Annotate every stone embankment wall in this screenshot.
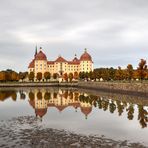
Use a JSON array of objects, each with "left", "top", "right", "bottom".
[
  {"left": 0, "top": 81, "right": 148, "bottom": 97},
  {"left": 78, "top": 81, "right": 148, "bottom": 97},
  {"left": 0, "top": 82, "right": 77, "bottom": 88}
]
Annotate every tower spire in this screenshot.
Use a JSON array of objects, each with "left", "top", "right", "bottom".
[{"left": 34, "top": 45, "right": 37, "bottom": 57}]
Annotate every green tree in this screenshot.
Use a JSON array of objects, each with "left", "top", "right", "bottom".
[
  {"left": 109, "top": 67, "right": 116, "bottom": 80},
  {"left": 126, "top": 104, "right": 134, "bottom": 120},
  {"left": 102, "top": 100, "right": 109, "bottom": 111},
  {"left": 97, "top": 98, "right": 103, "bottom": 109},
  {"left": 44, "top": 92, "right": 51, "bottom": 100},
  {"left": 21, "top": 93, "right": 26, "bottom": 100},
  {"left": 29, "top": 72, "right": 34, "bottom": 81},
  {"left": 37, "top": 72, "right": 42, "bottom": 81},
  {"left": 109, "top": 101, "right": 116, "bottom": 113},
  {"left": 53, "top": 73, "right": 58, "bottom": 79},
  {"left": 85, "top": 72, "right": 89, "bottom": 80},
  {"left": 37, "top": 92, "right": 42, "bottom": 100},
  {"left": 19, "top": 72, "right": 28, "bottom": 82},
  {"left": 138, "top": 105, "right": 147, "bottom": 128},
  {"left": 88, "top": 71, "right": 95, "bottom": 80},
  {"left": 79, "top": 72, "right": 85, "bottom": 79},
  {"left": 44, "top": 72, "right": 51, "bottom": 81},
  {"left": 116, "top": 100, "right": 124, "bottom": 116},
  {"left": 94, "top": 68, "right": 110, "bottom": 80},
  {"left": 126, "top": 64, "right": 134, "bottom": 80}
]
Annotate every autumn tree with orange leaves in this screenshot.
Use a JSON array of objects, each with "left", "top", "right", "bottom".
[
  {"left": 63, "top": 73, "right": 68, "bottom": 82},
  {"left": 74, "top": 72, "right": 79, "bottom": 80},
  {"left": 136, "top": 59, "right": 147, "bottom": 80},
  {"left": 126, "top": 64, "right": 134, "bottom": 80}
]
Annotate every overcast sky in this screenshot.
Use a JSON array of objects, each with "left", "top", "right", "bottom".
[{"left": 0, "top": 0, "right": 148, "bottom": 72}]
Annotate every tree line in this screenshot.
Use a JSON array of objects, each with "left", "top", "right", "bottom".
[
  {"left": 0, "top": 59, "right": 147, "bottom": 82},
  {"left": 0, "top": 69, "right": 19, "bottom": 82},
  {"left": 79, "top": 59, "right": 148, "bottom": 81}
]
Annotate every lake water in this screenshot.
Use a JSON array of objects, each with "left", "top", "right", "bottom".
[{"left": 0, "top": 87, "right": 147, "bottom": 146}]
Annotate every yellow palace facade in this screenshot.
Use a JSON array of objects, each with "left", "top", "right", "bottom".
[{"left": 28, "top": 47, "right": 94, "bottom": 80}]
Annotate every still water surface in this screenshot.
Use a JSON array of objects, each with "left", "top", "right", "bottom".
[{"left": 0, "top": 87, "right": 147, "bottom": 145}]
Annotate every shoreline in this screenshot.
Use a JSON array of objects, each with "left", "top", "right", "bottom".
[
  {"left": 0, "top": 81, "right": 148, "bottom": 98},
  {"left": 0, "top": 116, "right": 147, "bottom": 148}
]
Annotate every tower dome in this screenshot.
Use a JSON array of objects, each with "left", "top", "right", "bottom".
[
  {"left": 81, "top": 106, "right": 92, "bottom": 119},
  {"left": 80, "top": 49, "right": 92, "bottom": 61},
  {"left": 35, "top": 108, "right": 47, "bottom": 118},
  {"left": 35, "top": 47, "right": 47, "bottom": 60}
]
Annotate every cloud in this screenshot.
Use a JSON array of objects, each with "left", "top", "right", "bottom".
[{"left": 0, "top": 0, "right": 148, "bottom": 71}]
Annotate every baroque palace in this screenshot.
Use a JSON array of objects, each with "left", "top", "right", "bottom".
[{"left": 28, "top": 47, "right": 93, "bottom": 80}]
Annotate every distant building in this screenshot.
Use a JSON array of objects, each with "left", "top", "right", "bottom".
[{"left": 28, "top": 47, "right": 93, "bottom": 80}]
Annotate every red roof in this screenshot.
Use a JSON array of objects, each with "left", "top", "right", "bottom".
[
  {"left": 55, "top": 105, "right": 68, "bottom": 112},
  {"left": 28, "top": 49, "right": 92, "bottom": 67},
  {"left": 80, "top": 50, "right": 92, "bottom": 61},
  {"left": 35, "top": 50, "right": 47, "bottom": 60},
  {"left": 55, "top": 56, "right": 67, "bottom": 62},
  {"left": 35, "top": 108, "right": 47, "bottom": 118},
  {"left": 81, "top": 106, "right": 92, "bottom": 116},
  {"left": 28, "top": 59, "right": 35, "bottom": 68},
  {"left": 47, "top": 61, "right": 55, "bottom": 65},
  {"left": 73, "top": 57, "right": 79, "bottom": 62},
  {"left": 68, "top": 61, "right": 80, "bottom": 65}
]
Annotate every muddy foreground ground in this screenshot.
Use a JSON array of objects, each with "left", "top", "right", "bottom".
[{"left": 0, "top": 116, "right": 147, "bottom": 148}]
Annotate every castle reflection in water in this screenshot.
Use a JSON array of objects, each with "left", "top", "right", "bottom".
[{"left": 0, "top": 88, "right": 147, "bottom": 128}]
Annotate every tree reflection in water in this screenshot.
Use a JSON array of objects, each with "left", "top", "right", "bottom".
[
  {"left": 138, "top": 105, "right": 148, "bottom": 128},
  {"left": 0, "top": 90, "right": 17, "bottom": 101},
  {"left": 0, "top": 89, "right": 147, "bottom": 128},
  {"left": 116, "top": 100, "right": 124, "bottom": 116},
  {"left": 126, "top": 104, "right": 134, "bottom": 120}
]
